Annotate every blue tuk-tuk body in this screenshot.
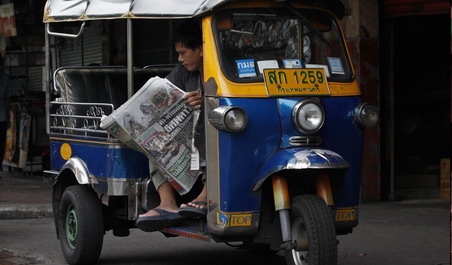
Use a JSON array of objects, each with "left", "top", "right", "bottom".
[
  {"left": 44, "top": 1, "right": 378, "bottom": 264},
  {"left": 214, "top": 96, "right": 363, "bottom": 213}
]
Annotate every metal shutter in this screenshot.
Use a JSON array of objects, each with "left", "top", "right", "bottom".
[
  {"left": 134, "top": 20, "right": 178, "bottom": 67},
  {"left": 59, "top": 21, "right": 103, "bottom": 67}
]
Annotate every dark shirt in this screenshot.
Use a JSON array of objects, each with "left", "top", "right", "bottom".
[{"left": 166, "top": 64, "right": 205, "bottom": 160}]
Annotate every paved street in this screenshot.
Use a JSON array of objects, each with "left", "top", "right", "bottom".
[{"left": 0, "top": 199, "right": 449, "bottom": 265}]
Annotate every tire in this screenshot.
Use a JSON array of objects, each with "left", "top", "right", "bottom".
[
  {"left": 286, "top": 195, "right": 337, "bottom": 265},
  {"left": 58, "top": 185, "right": 104, "bottom": 265}
]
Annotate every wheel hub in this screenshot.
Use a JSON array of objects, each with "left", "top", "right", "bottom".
[
  {"left": 290, "top": 218, "right": 309, "bottom": 265},
  {"left": 65, "top": 205, "right": 78, "bottom": 249}
]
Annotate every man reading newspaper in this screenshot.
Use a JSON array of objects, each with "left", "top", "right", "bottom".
[{"left": 136, "top": 21, "right": 207, "bottom": 232}]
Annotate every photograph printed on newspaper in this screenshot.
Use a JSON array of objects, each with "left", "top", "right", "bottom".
[{"left": 100, "top": 77, "right": 200, "bottom": 195}]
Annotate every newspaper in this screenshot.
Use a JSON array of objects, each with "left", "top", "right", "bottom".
[{"left": 100, "top": 77, "right": 200, "bottom": 195}]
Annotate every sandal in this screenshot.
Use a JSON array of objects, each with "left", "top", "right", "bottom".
[
  {"left": 136, "top": 208, "right": 185, "bottom": 232},
  {"left": 178, "top": 201, "right": 207, "bottom": 218}
]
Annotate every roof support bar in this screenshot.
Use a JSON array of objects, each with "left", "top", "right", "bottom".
[{"left": 127, "top": 19, "right": 134, "bottom": 99}]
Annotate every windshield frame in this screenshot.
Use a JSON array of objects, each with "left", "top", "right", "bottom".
[{"left": 212, "top": 8, "right": 354, "bottom": 84}]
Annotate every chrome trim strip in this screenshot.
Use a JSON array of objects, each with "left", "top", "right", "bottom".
[
  {"left": 288, "top": 136, "right": 322, "bottom": 146},
  {"left": 55, "top": 158, "right": 141, "bottom": 195},
  {"left": 128, "top": 182, "right": 140, "bottom": 220},
  {"left": 205, "top": 97, "right": 222, "bottom": 234},
  {"left": 45, "top": 28, "right": 50, "bottom": 135},
  {"left": 140, "top": 178, "right": 153, "bottom": 212}
]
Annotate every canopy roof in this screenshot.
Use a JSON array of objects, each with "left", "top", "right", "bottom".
[
  {"left": 43, "top": 0, "right": 229, "bottom": 23},
  {"left": 43, "top": 0, "right": 346, "bottom": 23}
]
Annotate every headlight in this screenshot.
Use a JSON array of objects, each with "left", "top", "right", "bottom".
[
  {"left": 292, "top": 99, "right": 325, "bottom": 135},
  {"left": 354, "top": 103, "right": 379, "bottom": 127},
  {"left": 208, "top": 106, "right": 247, "bottom": 133}
]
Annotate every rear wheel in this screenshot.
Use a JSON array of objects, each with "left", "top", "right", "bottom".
[
  {"left": 286, "top": 195, "right": 337, "bottom": 265},
  {"left": 58, "top": 185, "right": 104, "bottom": 265}
]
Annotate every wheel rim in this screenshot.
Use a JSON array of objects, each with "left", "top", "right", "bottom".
[
  {"left": 65, "top": 204, "right": 78, "bottom": 249},
  {"left": 290, "top": 218, "right": 309, "bottom": 265}
]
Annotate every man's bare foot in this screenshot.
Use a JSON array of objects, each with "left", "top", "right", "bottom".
[
  {"left": 180, "top": 201, "right": 206, "bottom": 210},
  {"left": 139, "top": 182, "right": 180, "bottom": 218},
  {"left": 179, "top": 184, "right": 207, "bottom": 211}
]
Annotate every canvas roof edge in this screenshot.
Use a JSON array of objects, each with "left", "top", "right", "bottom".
[
  {"left": 42, "top": 0, "right": 347, "bottom": 24},
  {"left": 42, "top": 0, "right": 231, "bottom": 23},
  {"left": 43, "top": 14, "right": 200, "bottom": 23}
]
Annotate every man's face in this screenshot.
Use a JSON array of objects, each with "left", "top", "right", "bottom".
[{"left": 175, "top": 42, "right": 203, "bottom": 72}]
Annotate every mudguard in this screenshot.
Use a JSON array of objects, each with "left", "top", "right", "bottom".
[
  {"left": 253, "top": 148, "right": 349, "bottom": 191},
  {"left": 58, "top": 157, "right": 93, "bottom": 185}
]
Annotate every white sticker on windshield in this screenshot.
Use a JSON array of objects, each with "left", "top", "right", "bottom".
[
  {"left": 327, "top": 57, "right": 345, "bottom": 75},
  {"left": 305, "top": 64, "right": 330, "bottom": 78},
  {"left": 257, "top": 60, "right": 279, "bottom": 74},
  {"left": 283, "top": 59, "right": 303, "bottom": 69},
  {"left": 236, "top": 59, "right": 257, "bottom": 78}
]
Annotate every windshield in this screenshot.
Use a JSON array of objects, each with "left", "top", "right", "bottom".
[{"left": 213, "top": 9, "right": 352, "bottom": 83}]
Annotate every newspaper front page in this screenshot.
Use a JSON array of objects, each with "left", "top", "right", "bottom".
[{"left": 101, "top": 77, "right": 200, "bottom": 195}]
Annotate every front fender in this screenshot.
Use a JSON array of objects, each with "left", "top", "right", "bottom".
[
  {"left": 58, "top": 157, "right": 95, "bottom": 185},
  {"left": 51, "top": 157, "right": 95, "bottom": 239},
  {"left": 253, "top": 148, "right": 349, "bottom": 191}
]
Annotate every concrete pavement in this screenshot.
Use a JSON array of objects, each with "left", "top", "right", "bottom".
[
  {"left": 0, "top": 170, "right": 450, "bottom": 265},
  {"left": 0, "top": 170, "right": 52, "bottom": 219}
]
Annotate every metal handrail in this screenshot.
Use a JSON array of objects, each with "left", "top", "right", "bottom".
[
  {"left": 49, "top": 101, "right": 114, "bottom": 137},
  {"left": 46, "top": 22, "right": 86, "bottom": 38}
]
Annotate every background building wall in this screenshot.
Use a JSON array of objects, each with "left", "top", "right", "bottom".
[{"left": 342, "top": 0, "right": 381, "bottom": 201}]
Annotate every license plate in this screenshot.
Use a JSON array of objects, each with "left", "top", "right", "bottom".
[
  {"left": 335, "top": 207, "right": 358, "bottom": 222},
  {"left": 264, "top": 68, "right": 330, "bottom": 96}
]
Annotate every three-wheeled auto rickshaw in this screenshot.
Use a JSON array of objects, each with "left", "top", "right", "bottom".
[{"left": 43, "top": 0, "right": 379, "bottom": 264}]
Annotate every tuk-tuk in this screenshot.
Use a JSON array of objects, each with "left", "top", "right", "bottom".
[{"left": 43, "top": 0, "right": 379, "bottom": 264}]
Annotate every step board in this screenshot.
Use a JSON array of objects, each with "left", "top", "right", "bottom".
[{"left": 161, "top": 219, "right": 210, "bottom": 242}]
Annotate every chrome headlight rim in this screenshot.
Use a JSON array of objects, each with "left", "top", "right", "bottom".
[
  {"left": 292, "top": 99, "right": 325, "bottom": 135},
  {"left": 208, "top": 105, "right": 248, "bottom": 133},
  {"left": 354, "top": 102, "right": 379, "bottom": 128}
]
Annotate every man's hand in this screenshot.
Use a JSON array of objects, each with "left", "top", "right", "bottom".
[{"left": 183, "top": 90, "right": 202, "bottom": 110}]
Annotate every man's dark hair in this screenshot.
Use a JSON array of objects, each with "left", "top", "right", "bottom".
[{"left": 172, "top": 20, "right": 202, "bottom": 50}]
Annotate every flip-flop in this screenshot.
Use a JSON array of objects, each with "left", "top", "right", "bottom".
[
  {"left": 136, "top": 208, "right": 185, "bottom": 232},
  {"left": 178, "top": 201, "right": 207, "bottom": 218}
]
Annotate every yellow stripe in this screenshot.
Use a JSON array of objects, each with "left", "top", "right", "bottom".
[
  {"left": 328, "top": 80, "right": 361, "bottom": 96},
  {"left": 50, "top": 137, "right": 126, "bottom": 146}
]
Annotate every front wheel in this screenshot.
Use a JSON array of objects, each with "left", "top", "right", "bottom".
[
  {"left": 286, "top": 195, "right": 337, "bottom": 265},
  {"left": 58, "top": 185, "right": 104, "bottom": 265}
]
